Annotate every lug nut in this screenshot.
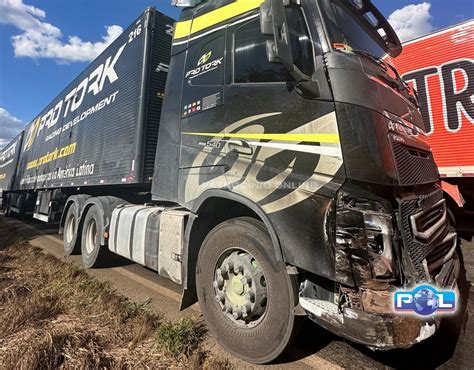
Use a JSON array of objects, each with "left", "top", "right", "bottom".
[
  {"left": 245, "top": 291, "right": 255, "bottom": 302},
  {"left": 244, "top": 275, "right": 252, "bottom": 286},
  {"left": 234, "top": 264, "right": 243, "bottom": 274},
  {"left": 215, "top": 292, "right": 225, "bottom": 302},
  {"left": 216, "top": 268, "right": 224, "bottom": 276},
  {"left": 213, "top": 276, "right": 224, "bottom": 289},
  {"left": 233, "top": 308, "right": 242, "bottom": 319},
  {"left": 224, "top": 262, "right": 234, "bottom": 272}
]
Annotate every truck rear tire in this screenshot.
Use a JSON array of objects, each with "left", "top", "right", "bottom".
[
  {"left": 81, "top": 205, "right": 108, "bottom": 268},
  {"left": 196, "top": 217, "right": 299, "bottom": 364},
  {"left": 63, "top": 204, "right": 80, "bottom": 255}
]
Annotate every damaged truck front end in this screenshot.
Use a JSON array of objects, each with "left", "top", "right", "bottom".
[
  {"left": 298, "top": 0, "right": 460, "bottom": 349},
  {"left": 300, "top": 178, "right": 460, "bottom": 349},
  {"left": 298, "top": 89, "right": 460, "bottom": 351},
  {"left": 302, "top": 186, "right": 460, "bottom": 349},
  {"left": 297, "top": 96, "right": 461, "bottom": 350}
]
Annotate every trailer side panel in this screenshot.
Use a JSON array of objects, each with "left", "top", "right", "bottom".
[
  {"left": 14, "top": 10, "right": 173, "bottom": 191},
  {"left": 0, "top": 132, "right": 24, "bottom": 194}
]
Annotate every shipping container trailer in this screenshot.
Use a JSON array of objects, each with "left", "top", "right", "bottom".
[
  {"left": 393, "top": 20, "right": 474, "bottom": 236},
  {"left": 14, "top": 11, "right": 171, "bottom": 195},
  {"left": 5, "top": 9, "right": 173, "bottom": 222},
  {"left": 0, "top": 132, "right": 24, "bottom": 210}
]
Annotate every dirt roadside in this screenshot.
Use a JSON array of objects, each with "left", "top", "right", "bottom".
[
  {"left": 0, "top": 216, "right": 340, "bottom": 370},
  {"left": 0, "top": 219, "right": 232, "bottom": 369},
  {"left": 2, "top": 215, "right": 472, "bottom": 369}
]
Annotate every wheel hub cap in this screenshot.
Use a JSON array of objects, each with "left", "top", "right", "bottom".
[
  {"left": 231, "top": 277, "right": 244, "bottom": 295},
  {"left": 213, "top": 250, "right": 268, "bottom": 326}
]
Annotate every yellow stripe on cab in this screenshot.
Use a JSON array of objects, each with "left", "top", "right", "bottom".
[
  {"left": 174, "top": 0, "right": 265, "bottom": 40},
  {"left": 182, "top": 132, "right": 341, "bottom": 144}
]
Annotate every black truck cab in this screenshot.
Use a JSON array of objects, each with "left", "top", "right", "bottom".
[{"left": 153, "top": 0, "right": 459, "bottom": 357}]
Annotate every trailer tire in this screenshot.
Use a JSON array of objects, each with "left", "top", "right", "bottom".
[
  {"left": 4, "top": 199, "right": 11, "bottom": 217},
  {"left": 63, "top": 204, "right": 80, "bottom": 255},
  {"left": 81, "top": 205, "right": 108, "bottom": 268},
  {"left": 196, "top": 217, "right": 299, "bottom": 364}
]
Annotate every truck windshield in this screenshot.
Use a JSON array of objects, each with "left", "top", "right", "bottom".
[{"left": 319, "top": 0, "right": 387, "bottom": 59}]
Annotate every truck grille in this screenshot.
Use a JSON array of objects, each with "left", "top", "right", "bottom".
[
  {"left": 392, "top": 142, "right": 439, "bottom": 186},
  {"left": 410, "top": 198, "right": 446, "bottom": 242},
  {"left": 398, "top": 188, "right": 456, "bottom": 278}
]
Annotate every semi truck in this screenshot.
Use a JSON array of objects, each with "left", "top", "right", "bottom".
[
  {"left": 392, "top": 20, "right": 474, "bottom": 238},
  {"left": 1, "top": 0, "right": 462, "bottom": 363}
]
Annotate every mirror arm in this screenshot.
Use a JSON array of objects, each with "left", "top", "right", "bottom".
[{"left": 289, "top": 65, "right": 311, "bottom": 83}]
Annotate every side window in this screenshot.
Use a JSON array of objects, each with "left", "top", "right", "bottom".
[
  {"left": 234, "top": 19, "right": 288, "bottom": 83},
  {"left": 287, "top": 7, "right": 314, "bottom": 77},
  {"left": 234, "top": 9, "right": 315, "bottom": 83}
]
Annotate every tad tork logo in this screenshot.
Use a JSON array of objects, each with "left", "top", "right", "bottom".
[{"left": 198, "top": 51, "right": 212, "bottom": 66}]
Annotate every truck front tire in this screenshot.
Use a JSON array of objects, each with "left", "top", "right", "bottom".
[
  {"left": 63, "top": 204, "right": 80, "bottom": 255},
  {"left": 81, "top": 205, "right": 108, "bottom": 268},
  {"left": 196, "top": 217, "right": 299, "bottom": 364}
]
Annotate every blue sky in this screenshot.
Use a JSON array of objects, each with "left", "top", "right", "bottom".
[{"left": 0, "top": 0, "right": 472, "bottom": 147}]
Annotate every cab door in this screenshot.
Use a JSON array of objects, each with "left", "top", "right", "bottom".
[
  {"left": 220, "top": 6, "right": 344, "bottom": 214},
  {"left": 178, "top": 28, "right": 230, "bottom": 204}
]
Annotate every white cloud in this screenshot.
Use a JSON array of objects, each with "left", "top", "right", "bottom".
[
  {"left": 0, "top": 0, "right": 123, "bottom": 63},
  {"left": 0, "top": 107, "right": 23, "bottom": 149},
  {"left": 388, "top": 2, "right": 434, "bottom": 42}
]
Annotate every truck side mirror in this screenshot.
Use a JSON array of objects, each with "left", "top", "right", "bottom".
[
  {"left": 260, "top": 1, "right": 274, "bottom": 35},
  {"left": 259, "top": 0, "right": 295, "bottom": 71},
  {"left": 259, "top": 0, "right": 312, "bottom": 85}
]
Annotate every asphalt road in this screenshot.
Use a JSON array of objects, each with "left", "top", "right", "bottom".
[{"left": 2, "top": 215, "right": 473, "bottom": 369}]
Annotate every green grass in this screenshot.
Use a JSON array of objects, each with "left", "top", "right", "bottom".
[
  {"left": 156, "top": 317, "right": 206, "bottom": 359},
  {"left": 0, "top": 219, "right": 233, "bottom": 369}
]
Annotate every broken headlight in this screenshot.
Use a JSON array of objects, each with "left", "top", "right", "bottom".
[
  {"left": 336, "top": 191, "right": 395, "bottom": 285},
  {"left": 364, "top": 212, "right": 394, "bottom": 278}
]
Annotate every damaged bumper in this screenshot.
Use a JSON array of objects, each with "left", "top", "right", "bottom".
[
  {"left": 302, "top": 297, "right": 439, "bottom": 349},
  {"left": 331, "top": 307, "right": 437, "bottom": 349},
  {"left": 301, "top": 252, "right": 460, "bottom": 349}
]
